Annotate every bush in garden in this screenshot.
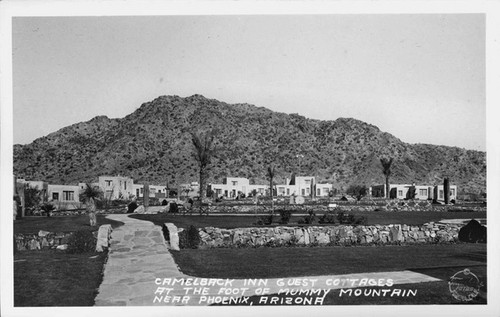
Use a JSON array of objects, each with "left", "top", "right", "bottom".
[
  {"left": 354, "top": 216, "right": 368, "bottom": 225},
  {"left": 40, "top": 202, "right": 56, "bottom": 217},
  {"left": 279, "top": 209, "right": 291, "bottom": 224},
  {"left": 303, "top": 210, "right": 316, "bottom": 224},
  {"left": 255, "top": 215, "right": 273, "bottom": 225},
  {"left": 336, "top": 211, "right": 368, "bottom": 225},
  {"left": 318, "top": 212, "right": 336, "bottom": 224},
  {"left": 169, "top": 202, "right": 179, "bottom": 213},
  {"left": 179, "top": 225, "right": 200, "bottom": 249},
  {"left": 67, "top": 230, "right": 96, "bottom": 253},
  {"left": 127, "top": 201, "right": 138, "bottom": 213}
]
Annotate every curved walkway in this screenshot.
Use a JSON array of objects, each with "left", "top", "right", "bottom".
[
  {"left": 95, "top": 214, "right": 440, "bottom": 306},
  {"left": 94, "top": 214, "right": 186, "bottom": 306}
]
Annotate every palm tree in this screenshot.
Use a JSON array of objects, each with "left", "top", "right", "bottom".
[
  {"left": 379, "top": 157, "right": 394, "bottom": 199},
  {"left": 267, "top": 165, "right": 276, "bottom": 219},
  {"left": 191, "top": 130, "right": 216, "bottom": 213},
  {"left": 80, "top": 183, "right": 103, "bottom": 226}
]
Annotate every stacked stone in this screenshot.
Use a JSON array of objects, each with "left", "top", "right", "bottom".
[
  {"left": 15, "top": 231, "right": 74, "bottom": 251},
  {"left": 14, "top": 230, "right": 102, "bottom": 251},
  {"left": 197, "top": 222, "right": 462, "bottom": 249}
]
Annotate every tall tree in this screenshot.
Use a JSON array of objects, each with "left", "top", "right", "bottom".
[
  {"left": 346, "top": 184, "right": 368, "bottom": 201},
  {"left": 267, "top": 165, "right": 276, "bottom": 218},
  {"left": 379, "top": 157, "right": 394, "bottom": 199},
  {"left": 191, "top": 130, "right": 216, "bottom": 205}
]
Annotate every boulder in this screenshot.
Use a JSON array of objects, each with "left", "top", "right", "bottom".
[
  {"left": 165, "top": 223, "right": 180, "bottom": 251},
  {"left": 389, "top": 226, "right": 404, "bottom": 242},
  {"left": 96, "top": 224, "right": 112, "bottom": 252},
  {"left": 134, "top": 205, "right": 145, "bottom": 214},
  {"left": 38, "top": 230, "right": 51, "bottom": 237},
  {"left": 458, "top": 219, "right": 486, "bottom": 243}
]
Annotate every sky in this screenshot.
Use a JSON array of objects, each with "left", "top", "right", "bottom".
[{"left": 12, "top": 14, "right": 485, "bottom": 150}]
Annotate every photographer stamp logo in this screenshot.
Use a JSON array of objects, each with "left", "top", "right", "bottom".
[{"left": 448, "top": 269, "right": 482, "bottom": 302}]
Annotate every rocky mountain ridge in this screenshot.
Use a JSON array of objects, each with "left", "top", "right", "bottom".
[{"left": 14, "top": 94, "right": 486, "bottom": 194}]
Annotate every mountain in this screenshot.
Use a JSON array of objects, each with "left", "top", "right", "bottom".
[{"left": 13, "top": 94, "right": 486, "bottom": 194}]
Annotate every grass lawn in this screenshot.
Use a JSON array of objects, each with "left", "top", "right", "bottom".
[
  {"left": 171, "top": 243, "right": 486, "bottom": 279},
  {"left": 233, "top": 266, "right": 486, "bottom": 305},
  {"left": 174, "top": 243, "right": 486, "bottom": 305},
  {"left": 231, "top": 265, "right": 487, "bottom": 305},
  {"left": 14, "top": 215, "right": 124, "bottom": 234},
  {"left": 14, "top": 250, "right": 108, "bottom": 306},
  {"left": 131, "top": 209, "right": 486, "bottom": 229}
]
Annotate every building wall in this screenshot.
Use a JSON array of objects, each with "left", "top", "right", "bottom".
[
  {"left": 47, "top": 184, "right": 80, "bottom": 202},
  {"left": 133, "top": 184, "right": 168, "bottom": 199},
  {"left": 370, "top": 184, "right": 457, "bottom": 201},
  {"left": 210, "top": 176, "right": 332, "bottom": 198},
  {"left": 98, "top": 176, "right": 134, "bottom": 200}
]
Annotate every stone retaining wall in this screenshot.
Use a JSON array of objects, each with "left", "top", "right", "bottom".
[
  {"left": 14, "top": 231, "right": 84, "bottom": 251},
  {"left": 197, "top": 222, "right": 463, "bottom": 248},
  {"left": 14, "top": 227, "right": 112, "bottom": 251}
]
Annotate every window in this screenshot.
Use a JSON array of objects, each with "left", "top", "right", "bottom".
[
  {"left": 398, "top": 190, "right": 403, "bottom": 197},
  {"left": 317, "top": 188, "right": 321, "bottom": 196},
  {"left": 419, "top": 189, "right": 428, "bottom": 196},
  {"left": 305, "top": 180, "right": 311, "bottom": 185},
  {"left": 302, "top": 189, "right": 305, "bottom": 195},
  {"left": 63, "top": 191, "right": 74, "bottom": 201},
  {"left": 105, "top": 180, "right": 113, "bottom": 187},
  {"left": 136, "top": 189, "right": 140, "bottom": 197},
  {"left": 232, "top": 181, "right": 238, "bottom": 186},
  {"left": 450, "top": 189, "right": 455, "bottom": 196},
  {"left": 52, "top": 192, "right": 59, "bottom": 201},
  {"left": 286, "top": 188, "right": 290, "bottom": 195},
  {"left": 140, "top": 188, "right": 144, "bottom": 194},
  {"left": 439, "top": 190, "right": 444, "bottom": 199},
  {"left": 306, "top": 188, "right": 310, "bottom": 195}
]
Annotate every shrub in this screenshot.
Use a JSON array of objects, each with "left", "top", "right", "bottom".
[
  {"left": 179, "top": 225, "right": 200, "bottom": 249},
  {"left": 302, "top": 210, "right": 316, "bottom": 224},
  {"left": 162, "top": 199, "right": 168, "bottom": 206},
  {"left": 40, "top": 203, "right": 56, "bottom": 217},
  {"left": 319, "top": 212, "right": 336, "bottom": 224},
  {"left": 255, "top": 215, "right": 273, "bottom": 225},
  {"left": 169, "top": 202, "right": 179, "bottom": 213},
  {"left": 127, "top": 201, "right": 138, "bottom": 213},
  {"left": 279, "top": 209, "right": 291, "bottom": 224},
  {"left": 354, "top": 216, "right": 368, "bottom": 225},
  {"left": 67, "top": 230, "right": 96, "bottom": 253},
  {"left": 336, "top": 211, "right": 367, "bottom": 225}
]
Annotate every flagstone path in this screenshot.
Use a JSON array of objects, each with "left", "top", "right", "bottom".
[{"left": 94, "top": 214, "right": 441, "bottom": 306}]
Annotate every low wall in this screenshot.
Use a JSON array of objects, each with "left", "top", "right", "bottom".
[
  {"left": 197, "top": 222, "right": 463, "bottom": 248},
  {"left": 14, "top": 225, "right": 112, "bottom": 251},
  {"left": 14, "top": 231, "right": 86, "bottom": 251}
]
